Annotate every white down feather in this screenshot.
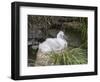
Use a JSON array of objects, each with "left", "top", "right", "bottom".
[{"left": 38, "top": 31, "right": 67, "bottom": 53}]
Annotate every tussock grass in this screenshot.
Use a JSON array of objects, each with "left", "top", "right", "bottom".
[{"left": 49, "top": 48, "right": 87, "bottom": 65}]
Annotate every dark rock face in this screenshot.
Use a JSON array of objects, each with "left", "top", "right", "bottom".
[
  {"left": 28, "top": 15, "right": 83, "bottom": 46},
  {"left": 28, "top": 15, "right": 87, "bottom": 66}
]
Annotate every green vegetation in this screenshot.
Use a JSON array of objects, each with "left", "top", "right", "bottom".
[
  {"left": 80, "top": 18, "right": 88, "bottom": 49},
  {"left": 48, "top": 48, "right": 87, "bottom": 65}
]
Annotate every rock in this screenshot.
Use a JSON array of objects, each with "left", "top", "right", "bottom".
[{"left": 35, "top": 50, "right": 54, "bottom": 66}]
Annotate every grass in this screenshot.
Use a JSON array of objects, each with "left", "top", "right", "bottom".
[
  {"left": 48, "top": 48, "right": 87, "bottom": 65},
  {"left": 80, "top": 18, "right": 88, "bottom": 49}
]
